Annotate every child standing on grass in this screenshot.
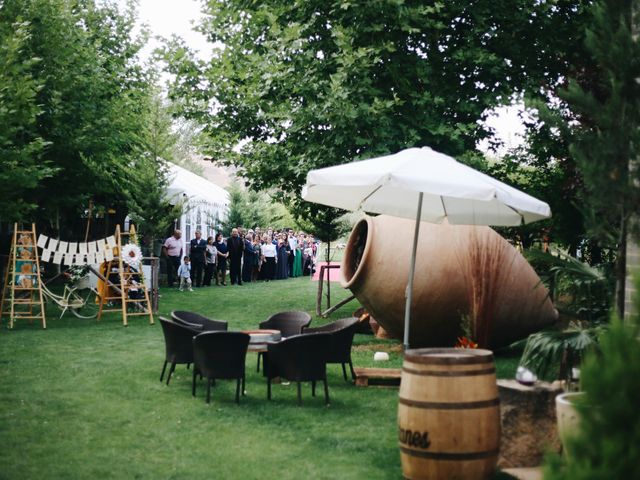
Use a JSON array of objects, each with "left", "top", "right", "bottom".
[{"left": 177, "top": 256, "right": 193, "bottom": 291}]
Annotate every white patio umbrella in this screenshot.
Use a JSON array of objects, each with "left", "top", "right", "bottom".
[{"left": 301, "top": 146, "right": 551, "bottom": 349}]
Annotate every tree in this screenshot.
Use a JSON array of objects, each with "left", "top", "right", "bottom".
[
  {"left": 0, "top": 0, "right": 162, "bottom": 238},
  {"left": 164, "top": 1, "right": 584, "bottom": 225},
  {"left": 535, "top": 0, "right": 640, "bottom": 317},
  {"left": 543, "top": 281, "right": 640, "bottom": 479},
  {"left": 125, "top": 92, "right": 182, "bottom": 250},
  {"left": 0, "top": 19, "right": 53, "bottom": 221},
  {"left": 222, "top": 182, "right": 296, "bottom": 235}
]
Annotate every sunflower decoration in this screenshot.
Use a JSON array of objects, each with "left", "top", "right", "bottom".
[{"left": 121, "top": 243, "right": 143, "bottom": 269}]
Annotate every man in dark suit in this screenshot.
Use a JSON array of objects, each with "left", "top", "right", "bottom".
[
  {"left": 189, "top": 230, "right": 207, "bottom": 287},
  {"left": 227, "top": 227, "right": 245, "bottom": 285}
]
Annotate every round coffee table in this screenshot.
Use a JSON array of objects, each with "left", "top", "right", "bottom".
[{"left": 242, "top": 329, "right": 282, "bottom": 352}]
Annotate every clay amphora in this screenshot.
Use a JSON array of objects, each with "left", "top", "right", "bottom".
[{"left": 341, "top": 215, "right": 557, "bottom": 348}]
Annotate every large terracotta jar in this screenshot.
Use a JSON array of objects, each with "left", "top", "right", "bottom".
[{"left": 341, "top": 215, "right": 557, "bottom": 348}]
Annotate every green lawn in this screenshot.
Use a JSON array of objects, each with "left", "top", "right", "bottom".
[{"left": 0, "top": 277, "right": 519, "bottom": 479}]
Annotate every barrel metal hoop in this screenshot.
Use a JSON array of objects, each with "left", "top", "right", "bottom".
[
  {"left": 402, "top": 366, "right": 496, "bottom": 377},
  {"left": 404, "top": 348, "right": 494, "bottom": 365},
  {"left": 399, "top": 446, "right": 499, "bottom": 461},
  {"left": 398, "top": 397, "right": 500, "bottom": 410}
]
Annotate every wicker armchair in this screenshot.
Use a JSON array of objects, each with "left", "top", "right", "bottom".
[
  {"left": 256, "top": 311, "right": 312, "bottom": 372},
  {"left": 263, "top": 333, "right": 331, "bottom": 405},
  {"left": 304, "top": 317, "right": 359, "bottom": 381},
  {"left": 159, "top": 316, "right": 199, "bottom": 385},
  {"left": 171, "top": 311, "right": 228, "bottom": 332},
  {"left": 192, "top": 331, "right": 250, "bottom": 404}
]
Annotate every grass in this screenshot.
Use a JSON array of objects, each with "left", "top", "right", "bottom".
[{"left": 0, "top": 277, "right": 521, "bottom": 479}]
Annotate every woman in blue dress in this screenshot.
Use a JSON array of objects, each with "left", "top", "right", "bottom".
[
  {"left": 275, "top": 233, "right": 290, "bottom": 280},
  {"left": 213, "top": 233, "right": 228, "bottom": 285},
  {"left": 242, "top": 233, "right": 257, "bottom": 283}
]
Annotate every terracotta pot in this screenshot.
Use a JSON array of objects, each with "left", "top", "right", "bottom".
[
  {"left": 556, "top": 392, "right": 585, "bottom": 457},
  {"left": 340, "top": 215, "right": 557, "bottom": 348}
]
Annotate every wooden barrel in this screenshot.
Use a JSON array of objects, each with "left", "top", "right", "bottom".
[{"left": 398, "top": 348, "right": 500, "bottom": 480}]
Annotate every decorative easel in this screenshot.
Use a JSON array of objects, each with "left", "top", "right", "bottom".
[
  {"left": 1, "top": 223, "right": 46, "bottom": 329},
  {"left": 97, "top": 224, "right": 154, "bottom": 326}
]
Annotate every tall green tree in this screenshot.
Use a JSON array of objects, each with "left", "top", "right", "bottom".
[
  {"left": 222, "top": 182, "right": 295, "bottom": 235},
  {"left": 125, "top": 92, "right": 183, "bottom": 248},
  {"left": 164, "top": 1, "right": 585, "bottom": 225},
  {"left": 534, "top": 0, "right": 640, "bottom": 317},
  {"left": 0, "top": 19, "right": 53, "bottom": 221},
  {"left": 0, "top": 0, "right": 161, "bottom": 237}
]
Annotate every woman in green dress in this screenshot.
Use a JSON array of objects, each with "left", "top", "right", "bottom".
[{"left": 292, "top": 233, "right": 303, "bottom": 277}]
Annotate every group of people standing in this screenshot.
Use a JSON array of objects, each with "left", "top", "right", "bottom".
[{"left": 162, "top": 227, "right": 318, "bottom": 290}]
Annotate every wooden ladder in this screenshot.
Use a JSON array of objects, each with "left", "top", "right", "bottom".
[
  {"left": 1, "top": 223, "right": 47, "bottom": 329},
  {"left": 97, "top": 224, "right": 154, "bottom": 326}
]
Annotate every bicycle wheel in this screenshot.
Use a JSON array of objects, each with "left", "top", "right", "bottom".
[{"left": 70, "top": 288, "right": 99, "bottom": 318}]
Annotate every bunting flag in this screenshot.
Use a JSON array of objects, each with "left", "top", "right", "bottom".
[
  {"left": 37, "top": 234, "right": 48, "bottom": 249},
  {"left": 58, "top": 241, "right": 68, "bottom": 254},
  {"left": 35, "top": 233, "right": 134, "bottom": 266}
]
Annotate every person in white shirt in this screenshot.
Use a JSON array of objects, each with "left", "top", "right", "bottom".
[
  {"left": 162, "top": 230, "right": 183, "bottom": 288},
  {"left": 260, "top": 234, "right": 277, "bottom": 281}
]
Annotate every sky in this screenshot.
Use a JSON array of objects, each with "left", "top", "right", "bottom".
[
  {"left": 132, "top": 0, "right": 211, "bottom": 61},
  {"left": 128, "top": 0, "right": 525, "bottom": 155}
]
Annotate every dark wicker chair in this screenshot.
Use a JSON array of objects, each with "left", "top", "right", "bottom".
[
  {"left": 304, "top": 317, "right": 359, "bottom": 382},
  {"left": 159, "top": 316, "right": 199, "bottom": 385},
  {"left": 192, "top": 331, "right": 250, "bottom": 404},
  {"left": 257, "top": 311, "right": 312, "bottom": 372},
  {"left": 263, "top": 333, "right": 331, "bottom": 405},
  {"left": 171, "top": 311, "right": 228, "bottom": 332}
]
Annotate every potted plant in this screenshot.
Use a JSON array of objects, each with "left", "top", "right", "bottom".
[{"left": 519, "top": 322, "right": 604, "bottom": 389}]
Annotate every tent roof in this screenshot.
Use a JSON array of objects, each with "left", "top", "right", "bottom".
[{"left": 166, "top": 162, "right": 229, "bottom": 207}]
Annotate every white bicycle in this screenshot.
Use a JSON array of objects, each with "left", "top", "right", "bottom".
[{"left": 41, "top": 273, "right": 99, "bottom": 319}]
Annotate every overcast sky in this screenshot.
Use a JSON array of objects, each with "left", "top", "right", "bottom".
[{"left": 128, "top": 0, "right": 524, "bottom": 154}]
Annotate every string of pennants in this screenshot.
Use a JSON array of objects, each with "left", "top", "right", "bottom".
[{"left": 36, "top": 234, "right": 118, "bottom": 266}]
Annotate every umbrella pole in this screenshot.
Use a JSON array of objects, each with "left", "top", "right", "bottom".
[{"left": 403, "top": 192, "right": 423, "bottom": 351}]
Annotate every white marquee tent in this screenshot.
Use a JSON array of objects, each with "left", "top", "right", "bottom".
[{"left": 166, "top": 162, "right": 230, "bottom": 253}]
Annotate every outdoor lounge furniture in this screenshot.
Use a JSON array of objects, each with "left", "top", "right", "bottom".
[
  {"left": 171, "top": 310, "right": 228, "bottom": 331},
  {"left": 192, "top": 331, "right": 250, "bottom": 404},
  {"left": 263, "top": 333, "right": 331, "bottom": 405},
  {"left": 303, "top": 317, "right": 359, "bottom": 382},
  {"left": 159, "top": 316, "right": 199, "bottom": 385},
  {"left": 257, "top": 311, "right": 312, "bottom": 372}
]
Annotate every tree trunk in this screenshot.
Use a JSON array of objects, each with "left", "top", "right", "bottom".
[
  {"left": 325, "top": 239, "right": 331, "bottom": 310},
  {"left": 615, "top": 213, "right": 628, "bottom": 319}
]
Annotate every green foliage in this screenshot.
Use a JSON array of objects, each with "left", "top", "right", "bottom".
[
  {"left": 526, "top": 249, "right": 612, "bottom": 322},
  {"left": 0, "top": 19, "right": 54, "bottom": 220},
  {"left": 0, "top": 0, "right": 172, "bottom": 238},
  {"left": 528, "top": 0, "right": 640, "bottom": 316},
  {"left": 126, "top": 92, "right": 183, "bottom": 243},
  {"left": 222, "top": 182, "right": 296, "bottom": 235},
  {"left": 520, "top": 325, "right": 603, "bottom": 381},
  {"left": 163, "top": 1, "right": 578, "bottom": 226},
  {"left": 486, "top": 151, "right": 585, "bottom": 254},
  {"left": 543, "top": 292, "right": 640, "bottom": 478},
  {"left": 294, "top": 204, "right": 352, "bottom": 243}
]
